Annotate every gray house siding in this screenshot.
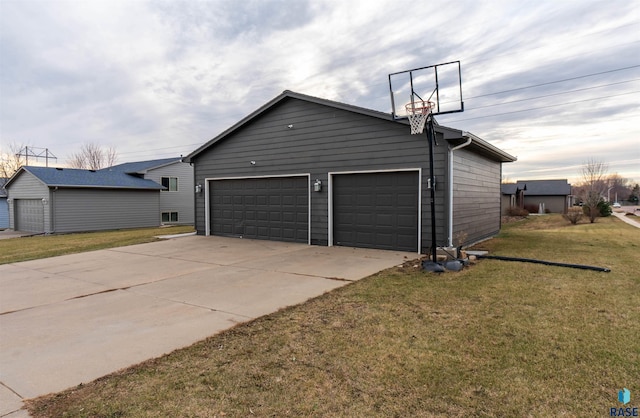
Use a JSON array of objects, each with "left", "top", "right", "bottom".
[
  {"left": 0, "top": 197, "right": 8, "bottom": 229},
  {"left": 6, "top": 172, "right": 50, "bottom": 232},
  {"left": 193, "top": 97, "right": 450, "bottom": 251},
  {"left": 523, "top": 195, "right": 567, "bottom": 213},
  {"left": 451, "top": 149, "right": 502, "bottom": 245},
  {"left": 145, "top": 162, "right": 194, "bottom": 225},
  {"left": 52, "top": 188, "right": 160, "bottom": 233}
]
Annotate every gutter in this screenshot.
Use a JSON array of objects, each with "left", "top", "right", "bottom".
[{"left": 448, "top": 133, "right": 473, "bottom": 247}]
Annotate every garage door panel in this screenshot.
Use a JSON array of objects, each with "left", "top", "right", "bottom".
[
  {"left": 210, "top": 177, "right": 308, "bottom": 243},
  {"left": 282, "top": 196, "right": 295, "bottom": 206},
  {"left": 397, "top": 214, "right": 416, "bottom": 227},
  {"left": 15, "top": 199, "right": 45, "bottom": 233},
  {"left": 376, "top": 214, "right": 394, "bottom": 226},
  {"left": 333, "top": 171, "right": 418, "bottom": 252}
]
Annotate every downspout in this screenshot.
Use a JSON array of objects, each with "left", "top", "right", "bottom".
[
  {"left": 448, "top": 133, "right": 473, "bottom": 247},
  {"left": 50, "top": 187, "right": 57, "bottom": 234}
]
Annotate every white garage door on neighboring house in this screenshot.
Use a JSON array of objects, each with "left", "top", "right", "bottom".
[
  {"left": 15, "top": 199, "right": 45, "bottom": 233},
  {"left": 208, "top": 176, "right": 309, "bottom": 243},
  {"left": 332, "top": 170, "right": 420, "bottom": 252}
]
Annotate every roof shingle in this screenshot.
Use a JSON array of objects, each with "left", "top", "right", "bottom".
[{"left": 15, "top": 166, "right": 164, "bottom": 190}]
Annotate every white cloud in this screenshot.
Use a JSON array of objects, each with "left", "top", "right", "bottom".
[{"left": 1, "top": 0, "right": 638, "bottom": 182}]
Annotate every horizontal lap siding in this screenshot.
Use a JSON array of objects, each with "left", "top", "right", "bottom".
[
  {"left": 53, "top": 189, "right": 160, "bottom": 233},
  {"left": 452, "top": 149, "right": 502, "bottom": 245},
  {"left": 194, "top": 98, "right": 450, "bottom": 249},
  {"left": 146, "top": 163, "right": 195, "bottom": 225}
]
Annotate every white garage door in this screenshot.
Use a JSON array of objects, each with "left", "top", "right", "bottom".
[{"left": 15, "top": 199, "right": 44, "bottom": 233}]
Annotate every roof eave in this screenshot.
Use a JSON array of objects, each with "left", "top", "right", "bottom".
[
  {"left": 124, "top": 159, "right": 182, "bottom": 174},
  {"left": 184, "top": 91, "right": 516, "bottom": 164},
  {"left": 462, "top": 131, "right": 517, "bottom": 162},
  {"left": 5, "top": 167, "right": 49, "bottom": 189},
  {"left": 184, "top": 90, "right": 401, "bottom": 163},
  {"left": 45, "top": 184, "right": 164, "bottom": 190}
]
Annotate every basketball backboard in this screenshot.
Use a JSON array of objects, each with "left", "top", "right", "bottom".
[{"left": 388, "top": 60, "right": 464, "bottom": 119}]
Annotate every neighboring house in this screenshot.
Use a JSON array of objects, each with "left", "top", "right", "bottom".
[
  {"left": 105, "top": 158, "right": 194, "bottom": 225},
  {"left": 5, "top": 166, "right": 164, "bottom": 234},
  {"left": 184, "top": 90, "right": 516, "bottom": 253},
  {"left": 0, "top": 178, "right": 8, "bottom": 229},
  {"left": 502, "top": 179, "right": 572, "bottom": 214}
]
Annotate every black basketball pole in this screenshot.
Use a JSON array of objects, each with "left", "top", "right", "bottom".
[{"left": 425, "top": 114, "right": 438, "bottom": 265}]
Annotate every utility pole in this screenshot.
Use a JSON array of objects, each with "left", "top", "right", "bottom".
[{"left": 15, "top": 146, "right": 57, "bottom": 167}]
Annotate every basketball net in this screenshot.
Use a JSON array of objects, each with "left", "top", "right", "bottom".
[{"left": 405, "top": 100, "right": 434, "bottom": 135}]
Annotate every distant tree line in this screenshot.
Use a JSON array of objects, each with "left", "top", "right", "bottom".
[
  {"left": 0, "top": 141, "right": 118, "bottom": 178},
  {"left": 573, "top": 158, "right": 638, "bottom": 223}
]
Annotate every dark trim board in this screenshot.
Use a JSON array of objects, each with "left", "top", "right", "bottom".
[
  {"left": 328, "top": 169, "right": 422, "bottom": 253},
  {"left": 204, "top": 174, "right": 311, "bottom": 244}
]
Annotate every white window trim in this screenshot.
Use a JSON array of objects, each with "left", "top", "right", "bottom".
[
  {"left": 161, "top": 177, "right": 179, "bottom": 192},
  {"left": 161, "top": 211, "right": 179, "bottom": 223}
]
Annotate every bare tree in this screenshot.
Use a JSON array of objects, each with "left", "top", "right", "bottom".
[
  {"left": 579, "top": 158, "right": 609, "bottom": 223},
  {"left": 607, "top": 173, "right": 630, "bottom": 203},
  {"left": 0, "top": 142, "right": 28, "bottom": 178},
  {"left": 68, "top": 143, "right": 118, "bottom": 170}
]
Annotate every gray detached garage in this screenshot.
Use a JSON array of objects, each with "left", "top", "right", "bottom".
[
  {"left": 185, "top": 90, "right": 516, "bottom": 253},
  {"left": 6, "top": 166, "right": 164, "bottom": 234}
]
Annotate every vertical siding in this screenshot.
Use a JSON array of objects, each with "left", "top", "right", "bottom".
[
  {"left": 5, "top": 171, "right": 51, "bottom": 232},
  {"left": 53, "top": 188, "right": 160, "bottom": 233},
  {"left": 451, "top": 148, "right": 502, "bottom": 245},
  {"left": 145, "top": 162, "right": 195, "bottom": 225},
  {"left": 193, "top": 98, "right": 451, "bottom": 252}
]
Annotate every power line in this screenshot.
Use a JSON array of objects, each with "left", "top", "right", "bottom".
[
  {"left": 465, "top": 78, "right": 640, "bottom": 111},
  {"left": 116, "top": 142, "right": 203, "bottom": 156},
  {"left": 443, "top": 90, "right": 640, "bottom": 123},
  {"left": 15, "top": 146, "right": 57, "bottom": 167},
  {"left": 465, "top": 65, "right": 640, "bottom": 99}
]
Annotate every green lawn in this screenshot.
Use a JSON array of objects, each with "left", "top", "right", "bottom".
[
  {"left": 26, "top": 215, "right": 640, "bottom": 417},
  {"left": 0, "top": 225, "right": 195, "bottom": 265}
]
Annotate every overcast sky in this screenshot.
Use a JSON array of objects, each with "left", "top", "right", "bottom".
[{"left": 1, "top": 0, "right": 638, "bottom": 183}]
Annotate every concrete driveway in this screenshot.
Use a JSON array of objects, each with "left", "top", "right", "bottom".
[{"left": 0, "top": 235, "right": 414, "bottom": 416}]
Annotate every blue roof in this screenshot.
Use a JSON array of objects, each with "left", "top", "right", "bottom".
[
  {"left": 105, "top": 157, "right": 181, "bottom": 174},
  {"left": 15, "top": 166, "right": 164, "bottom": 190}
]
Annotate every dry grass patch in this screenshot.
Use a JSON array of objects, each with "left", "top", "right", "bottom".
[
  {"left": 26, "top": 215, "right": 639, "bottom": 417},
  {"left": 0, "top": 226, "right": 194, "bottom": 265}
]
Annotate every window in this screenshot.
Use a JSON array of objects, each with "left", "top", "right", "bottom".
[
  {"left": 161, "top": 177, "right": 178, "bottom": 191},
  {"left": 162, "top": 211, "right": 179, "bottom": 223}
]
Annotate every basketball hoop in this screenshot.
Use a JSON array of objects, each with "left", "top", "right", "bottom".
[{"left": 405, "top": 100, "right": 434, "bottom": 135}]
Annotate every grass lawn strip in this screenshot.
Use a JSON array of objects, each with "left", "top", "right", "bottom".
[
  {"left": 25, "top": 215, "right": 640, "bottom": 417},
  {"left": 0, "top": 226, "right": 195, "bottom": 265}
]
